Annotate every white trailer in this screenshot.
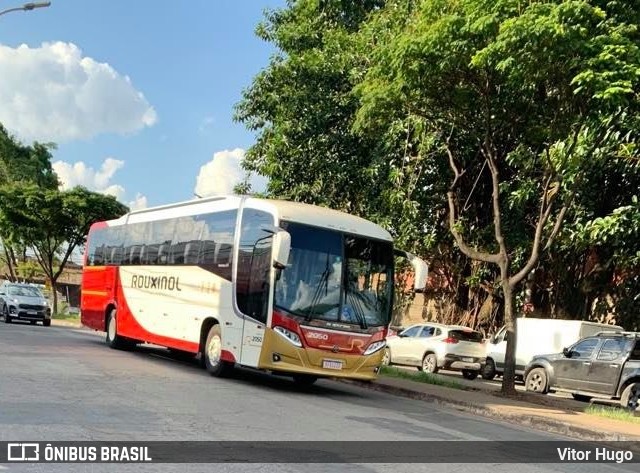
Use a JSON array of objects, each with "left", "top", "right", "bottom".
[{"left": 482, "top": 317, "right": 623, "bottom": 379}]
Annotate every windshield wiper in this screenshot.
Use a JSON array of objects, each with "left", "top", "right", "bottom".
[
  {"left": 347, "top": 291, "right": 368, "bottom": 330},
  {"left": 305, "top": 254, "right": 332, "bottom": 322}
]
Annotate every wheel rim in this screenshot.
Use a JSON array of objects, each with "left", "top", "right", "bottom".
[
  {"left": 207, "top": 333, "right": 222, "bottom": 367},
  {"left": 528, "top": 372, "right": 544, "bottom": 392},
  {"left": 423, "top": 356, "right": 435, "bottom": 372},
  {"left": 382, "top": 349, "right": 390, "bottom": 366},
  {"left": 107, "top": 314, "right": 116, "bottom": 341}
]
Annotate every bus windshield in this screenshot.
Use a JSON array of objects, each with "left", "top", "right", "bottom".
[{"left": 274, "top": 221, "right": 393, "bottom": 327}]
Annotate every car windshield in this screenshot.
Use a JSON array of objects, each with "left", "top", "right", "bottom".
[
  {"left": 274, "top": 221, "right": 393, "bottom": 327},
  {"left": 7, "top": 286, "right": 43, "bottom": 297}
]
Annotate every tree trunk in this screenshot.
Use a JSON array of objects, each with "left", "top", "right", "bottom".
[
  {"left": 50, "top": 277, "right": 58, "bottom": 316},
  {"left": 2, "top": 240, "right": 16, "bottom": 281},
  {"left": 501, "top": 281, "right": 517, "bottom": 394}
]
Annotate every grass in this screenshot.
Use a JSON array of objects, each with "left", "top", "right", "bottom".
[
  {"left": 585, "top": 405, "right": 640, "bottom": 424},
  {"left": 52, "top": 312, "right": 80, "bottom": 321},
  {"left": 380, "top": 365, "right": 465, "bottom": 390}
]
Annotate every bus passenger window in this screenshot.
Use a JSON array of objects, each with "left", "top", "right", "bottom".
[
  {"left": 184, "top": 241, "right": 202, "bottom": 265},
  {"left": 158, "top": 244, "right": 169, "bottom": 264}
]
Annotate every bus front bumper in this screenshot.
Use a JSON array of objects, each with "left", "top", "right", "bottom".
[{"left": 257, "top": 328, "right": 384, "bottom": 381}]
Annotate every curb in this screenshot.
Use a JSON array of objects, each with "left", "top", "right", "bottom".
[{"left": 339, "top": 378, "right": 639, "bottom": 443}]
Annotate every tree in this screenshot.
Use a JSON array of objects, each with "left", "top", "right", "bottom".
[
  {"left": 0, "top": 123, "right": 59, "bottom": 280},
  {"left": 355, "top": 0, "right": 640, "bottom": 393},
  {"left": 0, "top": 185, "right": 129, "bottom": 314},
  {"left": 235, "top": 0, "right": 385, "bottom": 215}
]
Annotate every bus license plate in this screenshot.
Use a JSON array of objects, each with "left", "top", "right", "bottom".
[{"left": 322, "top": 360, "right": 343, "bottom": 370}]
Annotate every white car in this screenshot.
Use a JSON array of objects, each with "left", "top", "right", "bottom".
[{"left": 383, "top": 323, "right": 486, "bottom": 379}]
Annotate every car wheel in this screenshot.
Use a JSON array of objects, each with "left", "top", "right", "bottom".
[
  {"left": 571, "top": 393, "right": 593, "bottom": 403},
  {"left": 481, "top": 358, "right": 496, "bottom": 380},
  {"left": 381, "top": 348, "right": 391, "bottom": 366},
  {"left": 462, "top": 370, "right": 479, "bottom": 380},
  {"left": 420, "top": 353, "right": 439, "bottom": 373},
  {"left": 43, "top": 319, "right": 51, "bottom": 327},
  {"left": 525, "top": 367, "right": 549, "bottom": 394},
  {"left": 3, "top": 306, "right": 11, "bottom": 324},
  {"left": 203, "top": 324, "right": 232, "bottom": 377},
  {"left": 293, "top": 375, "right": 318, "bottom": 388},
  {"left": 621, "top": 383, "right": 639, "bottom": 412}
]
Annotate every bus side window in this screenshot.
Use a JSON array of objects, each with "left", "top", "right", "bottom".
[
  {"left": 170, "top": 216, "right": 203, "bottom": 265},
  {"left": 158, "top": 243, "right": 169, "bottom": 264},
  {"left": 184, "top": 241, "right": 201, "bottom": 265},
  {"left": 197, "top": 210, "right": 237, "bottom": 281},
  {"left": 103, "top": 225, "right": 124, "bottom": 266},
  {"left": 200, "top": 240, "right": 216, "bottom": 265}
]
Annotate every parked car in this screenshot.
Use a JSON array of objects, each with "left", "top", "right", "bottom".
[
  {"left": 383, "top": 323, "right": 486, "bottom": 379},
  {"left": 0, "top": 282, "right": 52, "bottom": 326},
  {"left": 483, "top": 318, "right": 623, "bottom": 380},
  {"left": 524, "top": 331, "right": 640, "bottom": 410}
]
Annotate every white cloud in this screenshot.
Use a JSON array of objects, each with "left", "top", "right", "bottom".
[
  {"left": 52, "top": 158, "right": 148, "bottom": 210},
  {"left": 194, "top": 148, "right": 268, "bottom": 197},
  {"left": 0, "top": 41, "right": 157, "bottom": 143},
  {"left": 128, "top": 193, "right": 148, "bottom": 211}
]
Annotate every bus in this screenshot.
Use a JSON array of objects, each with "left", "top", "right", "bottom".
[{"left": 81, "top": 195, "right": 427, "bottom": 384}]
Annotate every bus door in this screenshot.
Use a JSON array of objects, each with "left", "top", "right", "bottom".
[{"left": 236, "top": 208, "right": 274, "bottom": 367}]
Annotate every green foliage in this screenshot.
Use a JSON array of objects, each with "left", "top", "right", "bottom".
[
  {"left": 0, "top": 185, "right": 128, "bottom": 313},
  {"left": 0, "top": 124, "right": 59, "bottom": 189},
  {"left": 238, "top": 0, "right": 640, "bottom": 335}
]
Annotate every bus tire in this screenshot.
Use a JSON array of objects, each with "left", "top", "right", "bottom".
[
  {"left": 203, "top": 324, "right": 232, "bottom": 377},
  {"left": 106, "top": 309, "right": 127, "bottom": 350}
]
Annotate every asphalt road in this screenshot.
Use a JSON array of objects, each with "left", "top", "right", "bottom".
[{"left": 0, "top": 322, "right": 636, "bottom": 473}]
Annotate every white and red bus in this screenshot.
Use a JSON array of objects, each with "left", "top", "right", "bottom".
[{"left": 81, "top": 196, "right": 427, "bottom": 384}]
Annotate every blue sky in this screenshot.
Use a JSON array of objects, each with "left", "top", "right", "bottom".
[{"left": 0, "top": 0, "right": 284, "bottom": 208}]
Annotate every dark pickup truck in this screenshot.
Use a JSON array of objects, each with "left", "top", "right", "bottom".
[{"left": 524, "top": 331, "right": 639, "bottom": 410}]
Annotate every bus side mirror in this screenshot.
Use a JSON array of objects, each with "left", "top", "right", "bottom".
[{"left": 272, "top": 230, "right": 291, "bottom": 270}]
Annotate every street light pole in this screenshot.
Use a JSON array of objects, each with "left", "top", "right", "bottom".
[{"left": 0, "top": 2, "right": 51, "bottom": 17}]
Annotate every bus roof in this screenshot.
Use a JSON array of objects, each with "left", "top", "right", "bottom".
[{"left": 103, "top": 195, "right": 393, "bottom": 242}]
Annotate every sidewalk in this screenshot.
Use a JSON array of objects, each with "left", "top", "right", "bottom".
[{"left": 343, "top": 375, "right": 640, "bottom": 442}]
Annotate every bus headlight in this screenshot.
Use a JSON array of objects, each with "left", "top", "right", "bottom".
[
  {"left": 363, "top": 340, "right": 386, "bottom": 356},
  {"left": 273, "top": 326, "right": 302, "bottom": 348}
]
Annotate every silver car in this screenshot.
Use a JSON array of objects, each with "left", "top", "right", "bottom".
[
  {"left": 383, "top": 323, "right": 486, "bottom": 379},
  {"left": 0, "top": 283, "right": 51, "bottom": 326}
]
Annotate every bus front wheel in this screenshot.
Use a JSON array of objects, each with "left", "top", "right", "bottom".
[{"left": 203, "top": 324, "right": 232, "bottom": 377}]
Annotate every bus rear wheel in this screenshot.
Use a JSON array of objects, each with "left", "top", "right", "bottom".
[
  {"left": 203, "top": 324, "right": 232, "bottom": 377},
  {"left": 106, "top": 309, "right": 133, "bottom": 350}
]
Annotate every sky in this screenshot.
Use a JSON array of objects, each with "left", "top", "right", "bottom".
[{"left": 0, "top": 0, "right": 283, "bottom": 211}]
